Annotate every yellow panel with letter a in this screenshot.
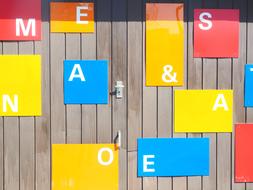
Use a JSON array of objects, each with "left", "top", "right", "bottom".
[
  {"left": 52, "top": 144, "right": 119, "bottom": 190},
  {"left": 0, "top": 55, "right": 41, "bottom": 116},
  {"left": 175, "top": 90, "right": 233, "bottom": 132},
  {"left": 146, "top": 3, "right": 184, "bottom": 86}
]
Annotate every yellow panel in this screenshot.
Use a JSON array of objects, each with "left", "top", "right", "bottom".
[
  {"left": 52, "top": 144, "right": 119, "bottom": 190},
  {"left": 175, "top": 90, "right": 233, "bottom": 132},
  {"left": 0, "top": 55, "right": 41, "bottom": 116},
  {"left": 146, "top": 3, "right": 184, "bottom": 86},
  {"left": 51, "top": 21, "right": 94, "bottom": 33}
]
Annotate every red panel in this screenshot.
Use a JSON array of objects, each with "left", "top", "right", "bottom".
[
  {"left": 0, "top": 0, "right": 41, "bottom": 40},
  {"left": 235, "top": 124, "right": 253, "bottom": 182},
  {"left": 194, "top": 9, "right": 239, "bottom": 58}
]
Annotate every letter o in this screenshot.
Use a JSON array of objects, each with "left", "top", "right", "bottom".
[{"left": 98, "top": 148, "right": 114, "bottom": 166}]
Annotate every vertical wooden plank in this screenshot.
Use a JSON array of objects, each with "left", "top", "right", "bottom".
[
  {"left": 50, "top": 32, "right": 66, "bottom": 144},
  {"left": 216, "top": 1, "right": 233, "bottom": 190},
  {"left": 112, "top": 1, "right": 128, "bottom": 190},
  {"left": 233, "top": 0, "right": 247, "bottom": 189},
  {"left": 172, "top": 1, "right": 187, "bottom": 190},
  {"left": 202, "top": 61, "right": 217, "bottom": 190},
  {"left": 246, "top": 0, "right": 253, "bottom": 122},
  {"left": 0, "top": 42, "right": 3, "bottom": 190},
  {"left": 202, "top": 1, "right": 218, "bottom": 190},
  {"left": 96, "top": 0, "right": 112, "bottom": 143},
  {"left": 128, "top": 152, "right": 141, "bottom": 190},
  {"left": 127, "top": 0, "right": 142, "bottom": 190},
  {"left": 155, "top": 4, "right": 175, "bottom": 190},
  {"left": 81, "top": 24, "right": 97, "bottom": 144},
  {"left": 143, "top": 1, "right": 157, "bottom": 190},
  {"left": 3, "top": 43, "right": 19, "bottom": 190},
  {"left": 187, "top": 0, "right": 203, "bottom": 190},
  {"left": 246, "top": 0, "right": 253, "bottom": 189},
  {"left": 34, "top": 0, "right": 51, "bottom": 190},
  {"left": 66, "top": 34, "right": 82, "bottom": 144},
  {"left": 128, "top": 0, "right": 143, "bottom": 152},
  {"left": 157, "top": 87, "right": 172, "bottom": 190},
  {"left": 19, "top": 42, "right": 35, "bottom": 190}
]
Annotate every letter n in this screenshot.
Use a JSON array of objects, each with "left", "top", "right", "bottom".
[{"left": 2, "top": 95, "right": 18, "bottom": 113}]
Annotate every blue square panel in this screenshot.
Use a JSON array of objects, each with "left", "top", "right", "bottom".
[
  {"left": 137, "top": 138, "right": 209, "bottom": 177},
  {"left": 64, "top": 60, "right": 108, "bottom": 104},
  {"left": 245, "top": 64, "right": 253, "bottom": 107}
]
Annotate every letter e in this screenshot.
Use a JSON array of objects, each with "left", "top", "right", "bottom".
[
  {"left": 143, "top": 155, "right": 155, "bottom": 172},
  {"left": 76, "top": 6, "right": 89, "bottom": 24}
]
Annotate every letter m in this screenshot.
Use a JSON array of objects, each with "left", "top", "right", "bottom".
[{"left": 16, "top": 18, "right": 36, "bottom": 37}]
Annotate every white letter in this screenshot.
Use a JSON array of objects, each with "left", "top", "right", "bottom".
[
  {"left": 16, "top": 18, "right": 36, "bottom": 36},
  {"left": 3, "top": 94, "right": 18, "bottom": 113},
  {"left": 212, "top": 94, "right": 229, "bottom": 111},
  {"left": 76, "top": 6, "right": 89, "bottom": 24},
  {"left": 68, "top": 64, "right": 85, "bottom": 82},
  {"left": 143, "top": 155, "right": 155, "bottom": 172},
  {"left": 199, "top": 12, "right": 212, "bottom": 30},
  {"left": 98, "top": 148, "right": 114, "bottom": 166}
]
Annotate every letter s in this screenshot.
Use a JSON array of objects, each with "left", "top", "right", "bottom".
[{"left": 199, "top": 12, "right": 212, "bottom": 30}]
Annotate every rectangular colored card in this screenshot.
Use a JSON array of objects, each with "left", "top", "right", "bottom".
[
  {"left": 64, "top": 60, "right": 108, "bottom": 104},
  {"left": 52, "top": 144, "right": 118, "bottom": 190},
  {"left": 50, "top": 2, "right": 94, "bottom": 33},
  {"left": 245, "top": 64, "right": 253, "bottom": 107},
  {"left": 194, "top": 9, "right": 239, "bottom": 58},
  {"left": 146, "top": 3, "right": 184, "bottom": 86},
  {"left": 0, "top": 0, "right": 41, "bottom": 40},
  {"left": 235, "top": 124, "right": 253, "bottom": 182},
  {"left": 175, "top": 90, "right": 233, "bottom": 132},
  {"left": 0, "top": 55, "right": 41, "bottom": 116},
  {"left": 137, "top": 138, "right": 209, "bottom": 177}
]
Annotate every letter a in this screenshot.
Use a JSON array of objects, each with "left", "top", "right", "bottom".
[
  {"left": 68, "top": 64, "right": 86, "bottom": 82},
  {"left": 212, "top": 94, "right": 228, "bottom": 111}
]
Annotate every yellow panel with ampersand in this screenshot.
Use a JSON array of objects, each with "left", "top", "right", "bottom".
[
  {"left": 175, "top": 90, "right": 233, "bottom": 132},
  {"left": 52, "top": 144, "right": 119, "bottom": 190},
  {"left": 146, "top": 3, "right": 184, "bottom": 86},
  {"left": 0, "top": 55, "right": 41, "bottom": 116}
]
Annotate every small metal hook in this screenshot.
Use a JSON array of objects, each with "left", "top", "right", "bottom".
[{"left": 114, "top": 130, "right": 121, "bottom": 150}]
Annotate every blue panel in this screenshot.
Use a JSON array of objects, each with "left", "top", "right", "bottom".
[
  {"left": 137, "top": 138, "right": 209, "bottom": 177},
  {"left": 64, "top": 60, "right": 108, "bottom": 104},
  {"left": 245, "top": 64, "right": 253, "bottom": 107}
]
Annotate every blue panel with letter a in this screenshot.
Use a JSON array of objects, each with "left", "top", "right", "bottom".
[
  {"left": 245, "top": 64, "right": 253, "bottom": 107},
  {"left": 137, "top": 138, "right": 209, "bottom": 177},
  {"left": 64, "top": 60, "right": 108, "bottom": 104}
]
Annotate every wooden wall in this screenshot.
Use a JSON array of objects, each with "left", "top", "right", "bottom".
[{"left": 0, "top": 0, "right": 252, "bottom": 190}]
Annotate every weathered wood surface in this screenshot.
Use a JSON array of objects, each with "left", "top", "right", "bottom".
[{"left": 0, "top": 0, "right": 252, "bottom": 190}]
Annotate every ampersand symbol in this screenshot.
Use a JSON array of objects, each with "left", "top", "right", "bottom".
[{"left": 162, "top": 65, "right": 178, "bottom": 83}]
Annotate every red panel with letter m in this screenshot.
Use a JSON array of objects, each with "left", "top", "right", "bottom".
[
  {"left": 0, "top": 0, "right": 41, "bottom": 41},
  {"left": 194, "top": 9, "right": 239, "bottom": 58}
]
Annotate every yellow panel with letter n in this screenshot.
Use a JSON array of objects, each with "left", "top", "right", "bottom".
[
  {"left": 175, "top": 90, "right": 233, "bottom": 133},
  {"left": 0, "top": 55, "right": 41, "bottom": 116},
  {"left": 52, "top": 144, "right": 119, "bottom": 190}
]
